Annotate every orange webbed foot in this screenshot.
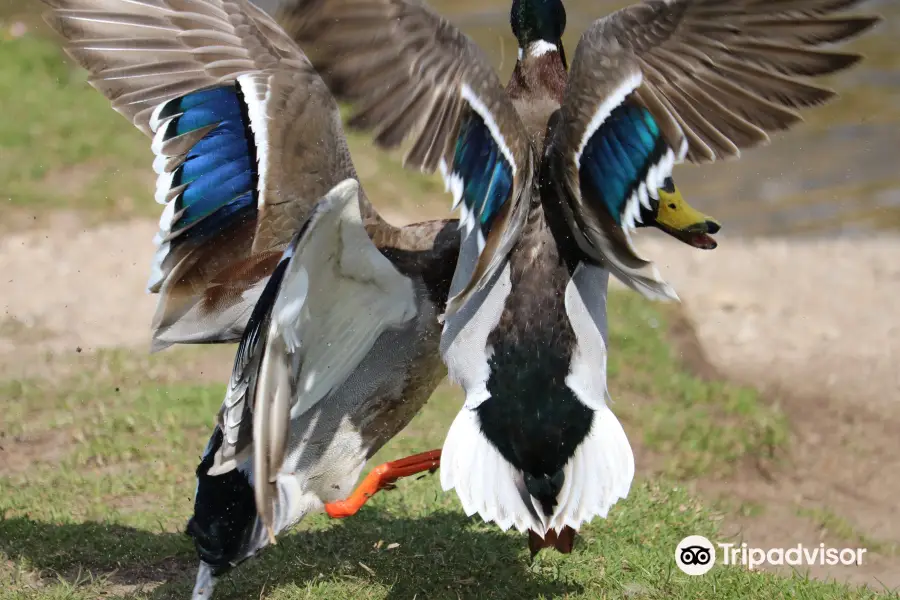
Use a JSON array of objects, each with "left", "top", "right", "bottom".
[{"left": 324, "top": 449, "right": 441, "bottom": 519}]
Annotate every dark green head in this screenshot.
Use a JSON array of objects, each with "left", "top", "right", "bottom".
[{"left": 510, "top": 0, "right": 566, "bottom": 49}]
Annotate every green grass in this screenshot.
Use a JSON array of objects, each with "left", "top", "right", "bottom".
[
  {"left": 1, "top": 295, "right": 891, "bottom": 599},
  {"left": 4, "top": 481, "right": 895, "bottom": 600},
  {"left": 607, "top": 297, "right": 788, "bottom": 478},
  {"left": 0, "top": 35, "right": 154, "bottom": 221}
]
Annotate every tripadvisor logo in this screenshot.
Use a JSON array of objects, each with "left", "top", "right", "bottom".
[
  {"left": 675, "top": 535, "right": 716, "bottom": 575},
  {"left": 675, "top": 536, "right": 868, "bottom": 575}
]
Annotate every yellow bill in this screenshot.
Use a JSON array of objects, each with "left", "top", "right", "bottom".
[{"left": 653, "top": 179, "right": 721, "bottom": 250}]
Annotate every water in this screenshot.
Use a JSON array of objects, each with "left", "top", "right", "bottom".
[{"left": 8, "top": 0, "right": 899, "bottom": 237}]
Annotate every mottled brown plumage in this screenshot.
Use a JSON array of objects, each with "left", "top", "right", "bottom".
[
  {"left": 351, "top": 225, "right": 457, "bottom": 450},
  {"left": 508, "top": 52, "right": 568, "bottom": 150}
]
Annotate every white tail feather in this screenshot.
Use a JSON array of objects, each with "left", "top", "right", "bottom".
[
  {"left": 549, "top": 405, "right": 634, "bottom": 532},
  {"left": 441, "top": 404, "right": 634, "bottom": 537},
  {"left": 440, "top": 409, "right": 540, "bottom": 534}
]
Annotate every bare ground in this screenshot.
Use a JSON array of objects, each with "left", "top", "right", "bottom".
[
  {"left": 636, "top": 233, "right": 900, "bottom": 589},
  {"left": 2, "top": 219, "right": 898, "bottom": 589}
]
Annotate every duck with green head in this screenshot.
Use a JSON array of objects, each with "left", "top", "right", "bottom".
[
  {"left": 283, "top": 0, "right": 878, "bottom": 553},
  {"left": 508, "top": 0, "right": 721, "bottom": 252}
]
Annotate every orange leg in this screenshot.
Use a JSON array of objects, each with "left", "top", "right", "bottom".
[{"left": 324, "top": 449, "right": 442, "bottom": 518}]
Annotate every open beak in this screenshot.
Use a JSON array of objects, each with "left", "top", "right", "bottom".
[{"left": 654, "top": 184, "right": 721, "bottom": 250}]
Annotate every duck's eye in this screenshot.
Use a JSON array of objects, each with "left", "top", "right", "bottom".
[{"left": 668, "top": 203, "right": 677, "bottom": 210}]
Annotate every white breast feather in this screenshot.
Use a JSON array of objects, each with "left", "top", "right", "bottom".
[{"left": 440, "top": 262, "right": 513, "bottom": 410}]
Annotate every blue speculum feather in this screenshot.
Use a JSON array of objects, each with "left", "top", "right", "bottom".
[
  {"left": 175, "top": 192, "right": 256, "bottom": 246},
  {"left": 160, "top": 85, "right": 257, "bottom": 238},
  {"left": 579, "top": 103, "right": 667, "bottom": 226},
  {"left": 452, "top": 112, "right": 514, "bottom": 236}
]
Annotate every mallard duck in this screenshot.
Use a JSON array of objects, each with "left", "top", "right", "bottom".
[
  {"left": 42, "top": 0, "right": 458, "bottom": 597},
  {"left": 187, "top": 179, "right": 454, "bottom": 598},
  {"left": 281, "top": 0, "right": 879, "bottom": 552}
]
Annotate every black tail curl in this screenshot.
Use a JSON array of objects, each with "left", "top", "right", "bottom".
[
  {"left": 185, "top": 428, "right": 257, "bottom": 575},
  {"left": 524, "top": 469, "right": 565, "bottom": 517}
]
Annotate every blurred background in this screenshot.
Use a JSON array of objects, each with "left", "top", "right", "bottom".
[{"left": 1, "top": 0, "right": 898, "bottom": 598}]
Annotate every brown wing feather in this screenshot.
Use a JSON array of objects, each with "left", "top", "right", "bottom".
[
  {"left": 543, "top": 0, "right": 878, "bottom": 302},
  {"left": 278, "top": 0, "right": 533, "bottom": 315},
  {"left": 579, "top": 0, "right": 881, "bottom": 163},
  {"left": 278, "top": 0, "right": 529, "bottom": 171},
  {"left": 43, "top": 0, "right": 377, "bottom": 344},
  {"left": 43, "top": 0, "right": 309, "bottom": 135}
]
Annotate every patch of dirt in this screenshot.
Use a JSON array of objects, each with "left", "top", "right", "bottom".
[
  {"left": 0, "top": 557, "right": 44, "bottom": 590},
  {"left": 676, "top": 378, "right": 900, "bottom": 588},
  {"left": 0, "top": 218, "right": 159, "bottom": 369},
  {"left": 662, "top": 304, "right": 721, "bottom": 382},
  {"left": 635, "top": 233, "right": 900, "bottom": 416},
  {"left": 650, "top": 233, "right": 900, "bottom": 589},
  {"left": 0, "top": 429, "right": 71, "bottom": 476},
  {"left": 36, "top": 161, "right": 105, "bottom": 201},
  {"left": 0, "top": 206, "right": 82, "bottom": 236},
  {"left": 0, "top": 315, "right": 55, "bottom": 344},
  {"left": 58, "top": 557, "right": 192, "bottom": 597}
]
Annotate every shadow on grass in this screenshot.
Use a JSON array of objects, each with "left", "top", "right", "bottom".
[{"left": 1, "top": 510, "right": 580, "bottom": 599}]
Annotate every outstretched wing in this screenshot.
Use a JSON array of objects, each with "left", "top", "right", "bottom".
[
  {"left": 42, "top": 0, "right": 364, "bottom": 349},
  {"left": 206, "top": 179, "right": 419, "bottom": 534},
  {"left": 279, "top": 0, "right": 533, "bottom": 316},
  {"left": 548, "top": 0, "right": 880, "bottom": 299}
]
